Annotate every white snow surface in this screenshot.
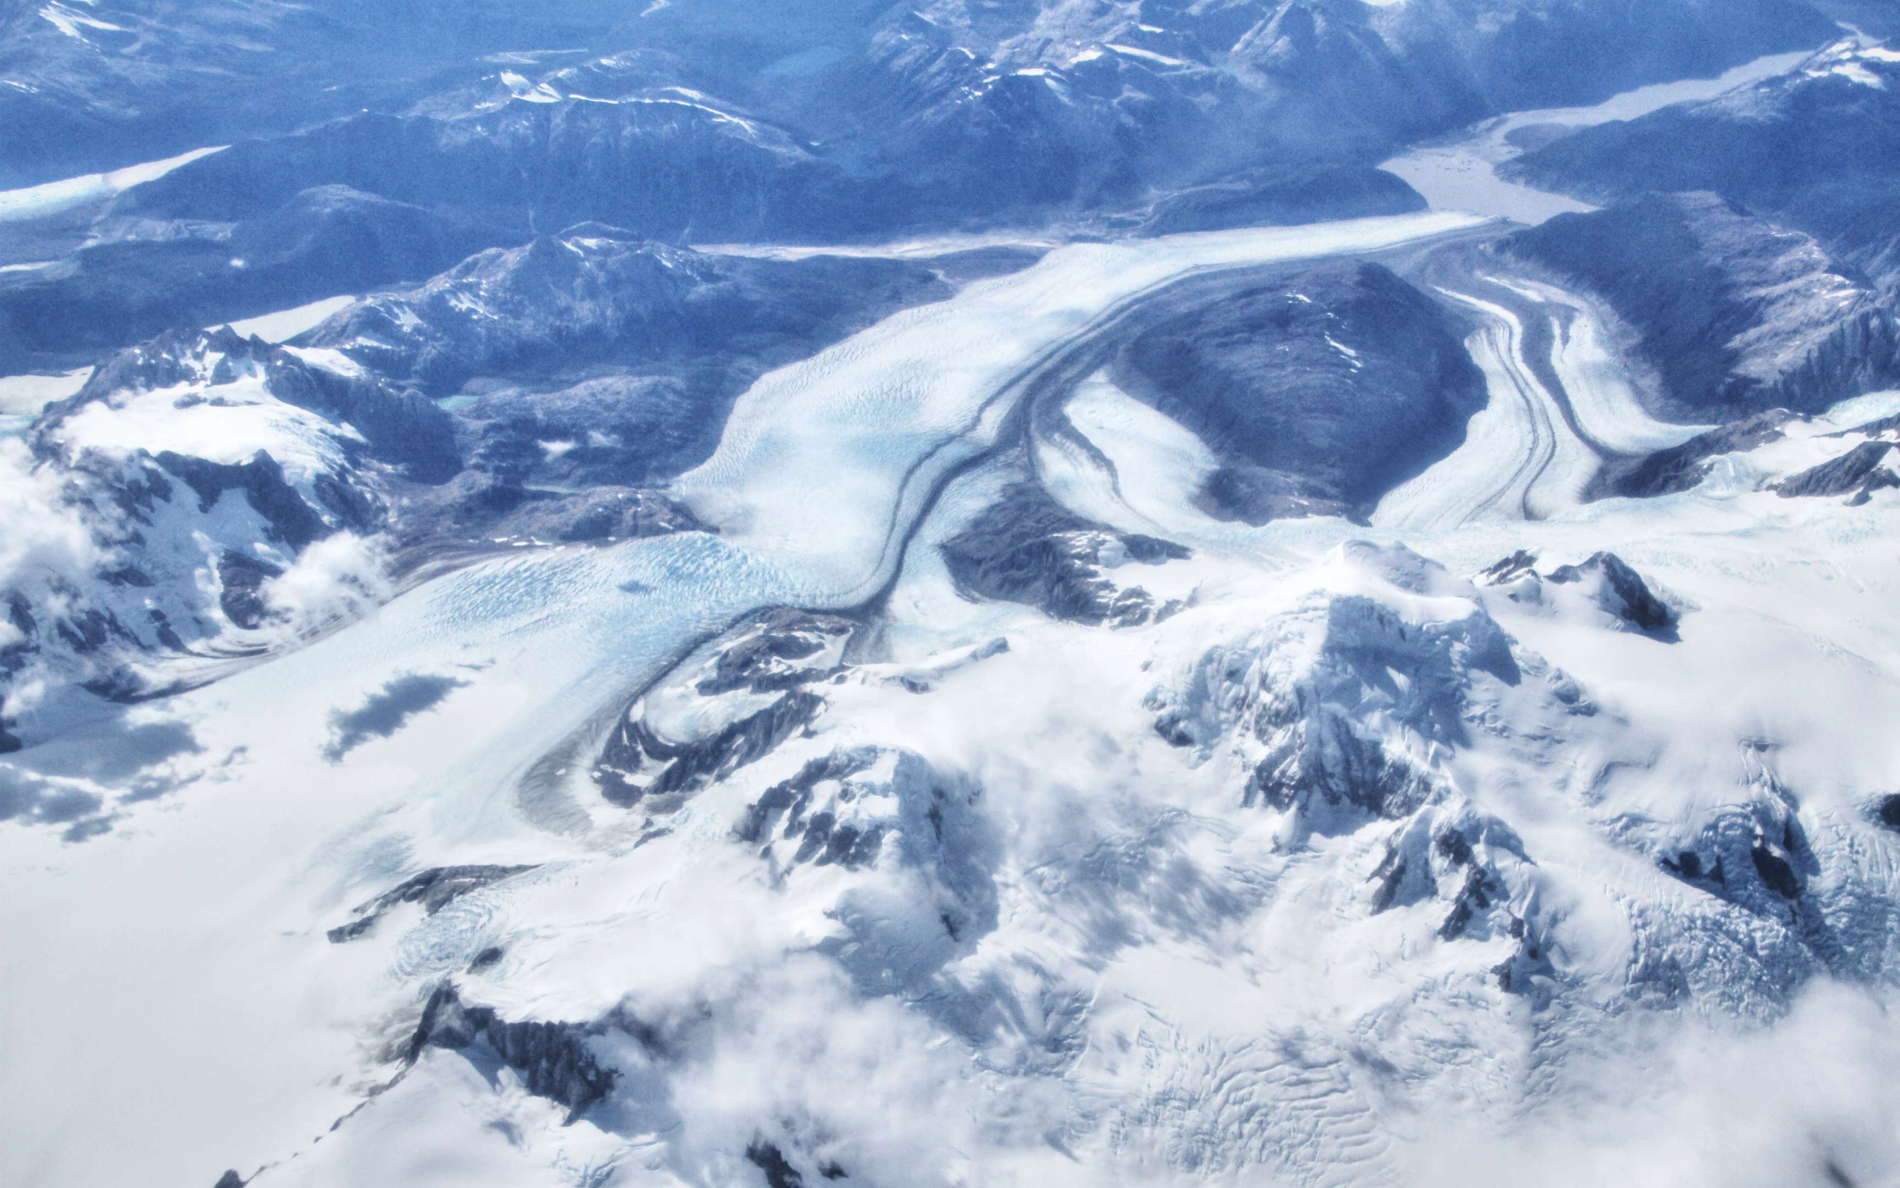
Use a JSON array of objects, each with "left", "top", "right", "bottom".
[
  {"left": 673, "top": 212, "right": 1489, "bottom": 597},
  {"left": 0, "top": 366, "right": 92, "bottom": 437},
  {"left": 221, "top": 295, "right": 360, "bottom": 344},
  {"left": 7, "top": 203, "right": 1900, "bottom": 1188},
  {"left": 0, "top": 144, "right": 225, "bottom": 224},
  {"left": 58, "top": 372, "right": 360, "bottom": 485}
]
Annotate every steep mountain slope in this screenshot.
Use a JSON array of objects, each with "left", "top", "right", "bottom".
[
  {"left": 0, "top": 0, "right": 638, "bottom": 186},
  {"left": 7, "top": 7, "right": 1900, "bottom": 1188},
  {"left": 1506, "top": 39, "right": 1900, "bottom": 284},
  {"left": 1112, "top": 260, "right": 1487, "bottom": 522},
  {"left": 0, "top": 231, "right": 964, "bottom": 741},
  {"left": 1504, "top": 192, "right": 1900, "bottom": 418},
  {"left": 0, "top": 0, "right": 1841, "bottom": 369}
]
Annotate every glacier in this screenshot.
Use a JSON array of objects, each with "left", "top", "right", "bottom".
[{"left": 4, "top": 5, "right": 1900, "bottom": 1188}]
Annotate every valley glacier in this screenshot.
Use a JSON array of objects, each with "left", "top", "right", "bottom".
[{"left": 4, "top": 4, "right": 1900, "bottom": 1187}]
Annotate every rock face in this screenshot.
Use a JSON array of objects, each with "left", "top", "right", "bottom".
[
  {"left": 405, "top": 983, "right": 617, "bottom": 1122},
  {"left": 0, "top": 330, "right": 413, "bottom": 721},
  {"left": 593, "top": 610, "right": 856, "bottom": 808},
  {"left": 938, "top": 482, "right": 1190, "bottom": 627},
  {"left": 0, "top": 186, "right": 501, "bottom": 361},
  {"left": 1367, "top": 798, "right": 1551, "bottom": 995},
  {"left": 1479, "top": 550, "right": 1682, "bottom": 639},
  {"left": 327, "top": 865, "right": 538, "bottom": 944},
  {"left": 1148, "top": 543, "right": 1584, "bottom": 835},
  {"left": 1545, "top": 553, "right": 1681, "bottom": 638},
  {"left": 1774, "top": 440, "right": 1900, "bottom": 502},
  {"left": 1505, "top": 193, "right": 1900, "bottom": 419},
  {"left": 1113, "top": 261, "right": 1486, "bottom": 522},
  {"left": 738, "top": 744, "right": 997, "bottom": 946},
  {"left": 1878, "top": 795, "right": 1900, "bottom": 831},
  {"left": 1590, "top": 411, "right": 1795, "bottom": 499},
  {"left": 597, "top": 690, "right": 830, "bottom": 810},
  {"left": 1506, "top": 40, "right": 1900, "bottom": 286}
]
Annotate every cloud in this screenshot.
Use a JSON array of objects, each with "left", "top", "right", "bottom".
[
  {"left": 1406, "top": 980, "right": 1900, "bottom": 1188},
  {"left": 261, "top": 531, "right": 392, "bottom": 641},
  {"left": 0, "top": 438, "right": 99, "bottom": 595}
]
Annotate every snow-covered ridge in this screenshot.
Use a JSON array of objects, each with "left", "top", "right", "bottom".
[{"left": 8, "top": 12, "right": 1900, "bottom": 1188}]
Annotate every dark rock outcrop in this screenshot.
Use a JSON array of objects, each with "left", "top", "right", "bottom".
[
  {"left": 595, "top": 691, "right": 826, "bottom": 809},
  {"left": 1657, "top": 798, "right": 1818, "bottom": 917},
  {"left": 1481, "top": 550, "right": 1680, "bottom": 640},
  {"left": 1113, "top": 261, "right": 1485, "bottom": 523},
  {"left": 1150, "top": 564, "right": 1545, "bottom": 831},
  {"left": 405, "top": 982, "right": 616, "bottom": 1122},
  {"left": 694, "top": 610, "right": 855, "bottom": 697},
  {"left": 737, "top": 749, "right": 885, "bottom": 870},
  {"left": 1506, "top": 194, "right": 1899, "bottom": 420},
  {"left": 592, "top": 608, "right": 861, "bottom": 808},
  {"left": 938, "top": 483, "right": 1188, "bottom": 627},
  {"left": 328, "top": 865, "right": 537, "bottom": 943},
  {"left": 216, "top": 552, "right": 284, "bottom": 631},
  {"left": 1546, "top": 553, "right": 1680, "bottom": 639},
  {"left": 1773, "top": 441, "right": 1900, "bottom": 503},
  {"left": 1590, "top": 411, "right": 1794, "bottom": 499},
  {"left": 1367, "top": 803, "right": 1554, "bottom": 998},
  {"left": 746, "top": 1141, "right": 807, "bottom": 1188},
  {"left": 1877, "top": 795, "right": 1900, "bottom": 832}
]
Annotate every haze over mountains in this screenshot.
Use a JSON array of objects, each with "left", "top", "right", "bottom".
[{"left": 5, "top": 2, "right": 1900, "bottom": 1187}]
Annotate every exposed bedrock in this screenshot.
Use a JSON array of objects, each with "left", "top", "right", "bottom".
[
  {"left": 1505, "top": 194, "right": 1900, "bottom": 420},
  {"left": 740, "top": 745, "right": 999, "bottom": 966},
  {"left": 1544, "top": 553, "right": 1681, "bottom": 640},
  {"left": 1148, "top": 543, "right": 1590, "bottom": 835},
  {"left": 405, "top": 982, "right": 617, "bottom": 1123},
  {"left": 1368, "top": 800, "right": 1555, "bottom": 998},
  {"left": 1111, "top": 261, "right": 1486, "bottom": 524},
  {"left": 596, "top": 691, "right": 827, "bottom": 810},
  {"left": 937, "top": 481, "right": 1190, "bottom": 627},
  {"left": 0, "top": 327, "right": 440, "bottom": 712},
  {"left": 1477, "top": 549, "right": 1682, "bottom": 640},
  {"left": 1774, "top": 440, "right": 1900, "bottom": 503},
  {"left": 1877, "top": 795, "right": 1900, "bottom": 832},
  {"left": 327, "top": 864, "right": 538, "bottom": 944},
  {"left": 1589, "top": 410, "right": 1795, "bottom": 499},
  {"left": 593, "top": 610, "right": 857, "bottom": 808}
]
